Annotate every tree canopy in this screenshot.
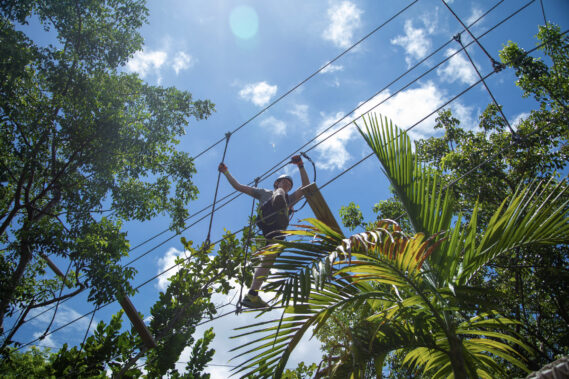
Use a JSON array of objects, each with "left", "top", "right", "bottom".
[{"left": 0, "top": 0, "right": 214, "bottom": 349}]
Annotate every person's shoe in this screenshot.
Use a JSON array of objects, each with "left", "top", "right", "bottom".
[{"left": 241, "top": 293, "right": 269, "bottom": 309}]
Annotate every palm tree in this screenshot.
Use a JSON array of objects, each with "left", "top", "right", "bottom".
[{"left": 231, "top": 114, "right": 569, "bottom": 378}]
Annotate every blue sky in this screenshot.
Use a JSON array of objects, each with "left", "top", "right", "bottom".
[{"left": 14, "top": 0, "right": 569, "bottom": 376}]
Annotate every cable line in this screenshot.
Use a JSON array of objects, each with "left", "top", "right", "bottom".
[
  {"left": 539, "top": 0, "right": 547, "bottom": 24},
  {"left": 191, "top": 1, "right": 418, "bottom": 162},
  {"left": 9, "top": 63, "right": 496, "bottom": 355},
  {"left": 107, "top": 0, "right": 517, "bottom": 269},
  {"left": 247, "top": 0, "right": 527, "bottom": 191},
  {"left": 0, "top": 0, "right": 527, "bottom": 341},
  {"left": 31, "top": 26, "right": 569, "bottom": 375},
  {"left": 108, "top": 0, "right": 420, "bottom": 261},
  {"left": 8, "top": 3, "right": 556, "bottom": 365},
  {"left": 442, "top": 0, "right": 501, "bottom": 69},
  {"left": 206, "top": 132, "right": 232, "bottom": 246},
  {"left": 443, "top": 0, "right": 516, "bottom": 135}
]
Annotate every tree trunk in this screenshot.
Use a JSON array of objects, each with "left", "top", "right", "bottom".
[
  {"left": 374, "top": 353, "right": 386, "bottom": 378},
  {"left": 448, "top": 334, "right": 468, "bottom": 379},
  {"left": 0, "top": 247, "right": 32, "bottom": 333}
]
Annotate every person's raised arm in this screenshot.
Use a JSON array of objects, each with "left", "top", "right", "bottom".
[
  {"left": 218, "top": 163, "right": 256, "bottom": 197},
  {"left": 289, "top": 155, "right": 310, "bottom": 205}
]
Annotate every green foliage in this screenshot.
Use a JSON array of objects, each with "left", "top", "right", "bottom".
[
  {"left": 358, "top": 114, "right": 454, "bottom": 239},
  {"left": 230, "top": 115, "right": 569, "bottom": 379},
  {"left": 0, "top": 311, "right": 142, "bottom": 378},
  {"left": 0, "top": 229, "right": 246, "bottom": 377},
  {"left": 373, "top": 197, "right": 412, "bottom": 234},
  {"left": 145, "top": 232, "right": 244, "bottom": 377},
  {"left": 0, "top": 346, "right": 51, "bottom": 378},
  {"left": 339, "top": 201, "right": 364, "bottom": 231},
  {"left": 412, "top": 24, "right": 569, "bottom": 375},
  {"left": 176, "top": 327, "right": 215, "bottom": 379},
  {"left": 282, "top": 361, "right": 318, "bottom": 378},
  {"left": 340, "top": 197, "right": 412, "bottom": 235},
  {"left": 0, "top": 0, "right": 215, "bottom": 344}
]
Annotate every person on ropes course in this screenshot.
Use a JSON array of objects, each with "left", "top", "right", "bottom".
[{"left": 218, "top": 155, "right": 310, "bottom": 308}]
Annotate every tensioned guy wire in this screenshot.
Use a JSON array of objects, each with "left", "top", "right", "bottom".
[{"left": 0, "top": 0, "right": 525, "bottom": 341}]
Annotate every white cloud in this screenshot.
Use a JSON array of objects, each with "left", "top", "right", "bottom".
[
  {"left": 26, "top": 304, "right": 99, "bottom": 349},
  {"left": 321, "top": 63, "right": 344, "bottom": 74},
  {"left": 238, "top": 82, "right": 278, "bottom": 107},
  {"left": 391, "top": 20, "right": 432, "bottom": 66},
  {"left": 156, "top": 247, "right": 187, "bottom": 291},
  {"left": 315, "top": 111, "right": 357, "bottom": 170},
  {"left": 29, "top": 304, "right": 97, "bottom": 334},
  {"left": 512, "top": 112, "right": 530, "bottom": 127},
  {"left": 172, "top": 51, "right": 194, "bottom": 75},
  {"left": 126, "top": 50, "right": 167, "bottom": 78},
  {"left": 357, "top": 81, "right": 446, "bottom": 140},
  {"left": 126, "top": 49, "right": 194, "bottom": 80},
  {"left": 313, "top": 81, "right": 478, "bottom": 169},
  {"left": 322, "top": 1, "right": 363, "bottom": 48},
  {"left": 466, "top": 7, "right": 484, "bottom": 26},
  {"left": 288, "top": 104, "right": 309, "bottom": 124},
  {"left": 449, "top": 101, "right": 477, "bottom": 131},
  {"left": 420, "top": 7, "right": 439, "bottom": 34},
  {"left": 260, "top": 116, "right": 287, "bottom": 137},
  {"left": 437, "top": 48, "right": 477, "bottom": 85}
]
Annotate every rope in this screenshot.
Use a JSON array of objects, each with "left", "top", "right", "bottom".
[
  {"left": 235, "top": 178, "right": 260, "bottom": 315},
  {"left": 2, "top": 1, "right": 519, "bottom": 353},
  {"left": 24, "top": 33, "right": 569, "bottom": 376},
  {"left": 205, "top": 132, "right": 232, "bottom": 246},
  {"left": 104, "top": 0, "right": 517, "bottom": 270},
  {"left": 1, "top": 1, "right": 538, "bottom": 345},
  {"left": 289, "top": 152, "right": 317, "bottom": 217},
  {"left": 257, "top": 0, "right": 530, "bottom": 185}
]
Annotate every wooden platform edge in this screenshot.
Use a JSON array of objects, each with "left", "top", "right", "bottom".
[
  {"left": 117, "top": 294, "right": 157, "bottom": 349},
  {"left": 300, "top": 182, "right": 344, "bottom": 237}
]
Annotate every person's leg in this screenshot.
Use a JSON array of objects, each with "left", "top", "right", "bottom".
[
  {"left": 243, "top": 233, "right": 284, "bottom": 308},
  {"left": 249, "top": 252, "right": 277, "bottom": 292}
]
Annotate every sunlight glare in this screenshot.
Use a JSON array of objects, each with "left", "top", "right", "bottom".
[{"left": 229, "top": 5, "right": 258, "bottom": 40}]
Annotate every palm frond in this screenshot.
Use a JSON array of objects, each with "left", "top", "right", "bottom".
[
  {"left": 356, "top": 113, "right": 455, "bottom": 240},
  {"left": 459, "top": 177, "right": 569, "bottom": 284}
]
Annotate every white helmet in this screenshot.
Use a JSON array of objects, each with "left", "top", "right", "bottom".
[{"left": 274, "top": 174, "right": 293, "bottom": 189}]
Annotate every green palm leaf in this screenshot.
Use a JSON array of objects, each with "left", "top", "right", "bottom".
[
  {"left": 459, "top": 177, "right": 569, "bottom": 285},
  {"left": 356, "top": 113, "right": 454, "bottom": 239}
]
